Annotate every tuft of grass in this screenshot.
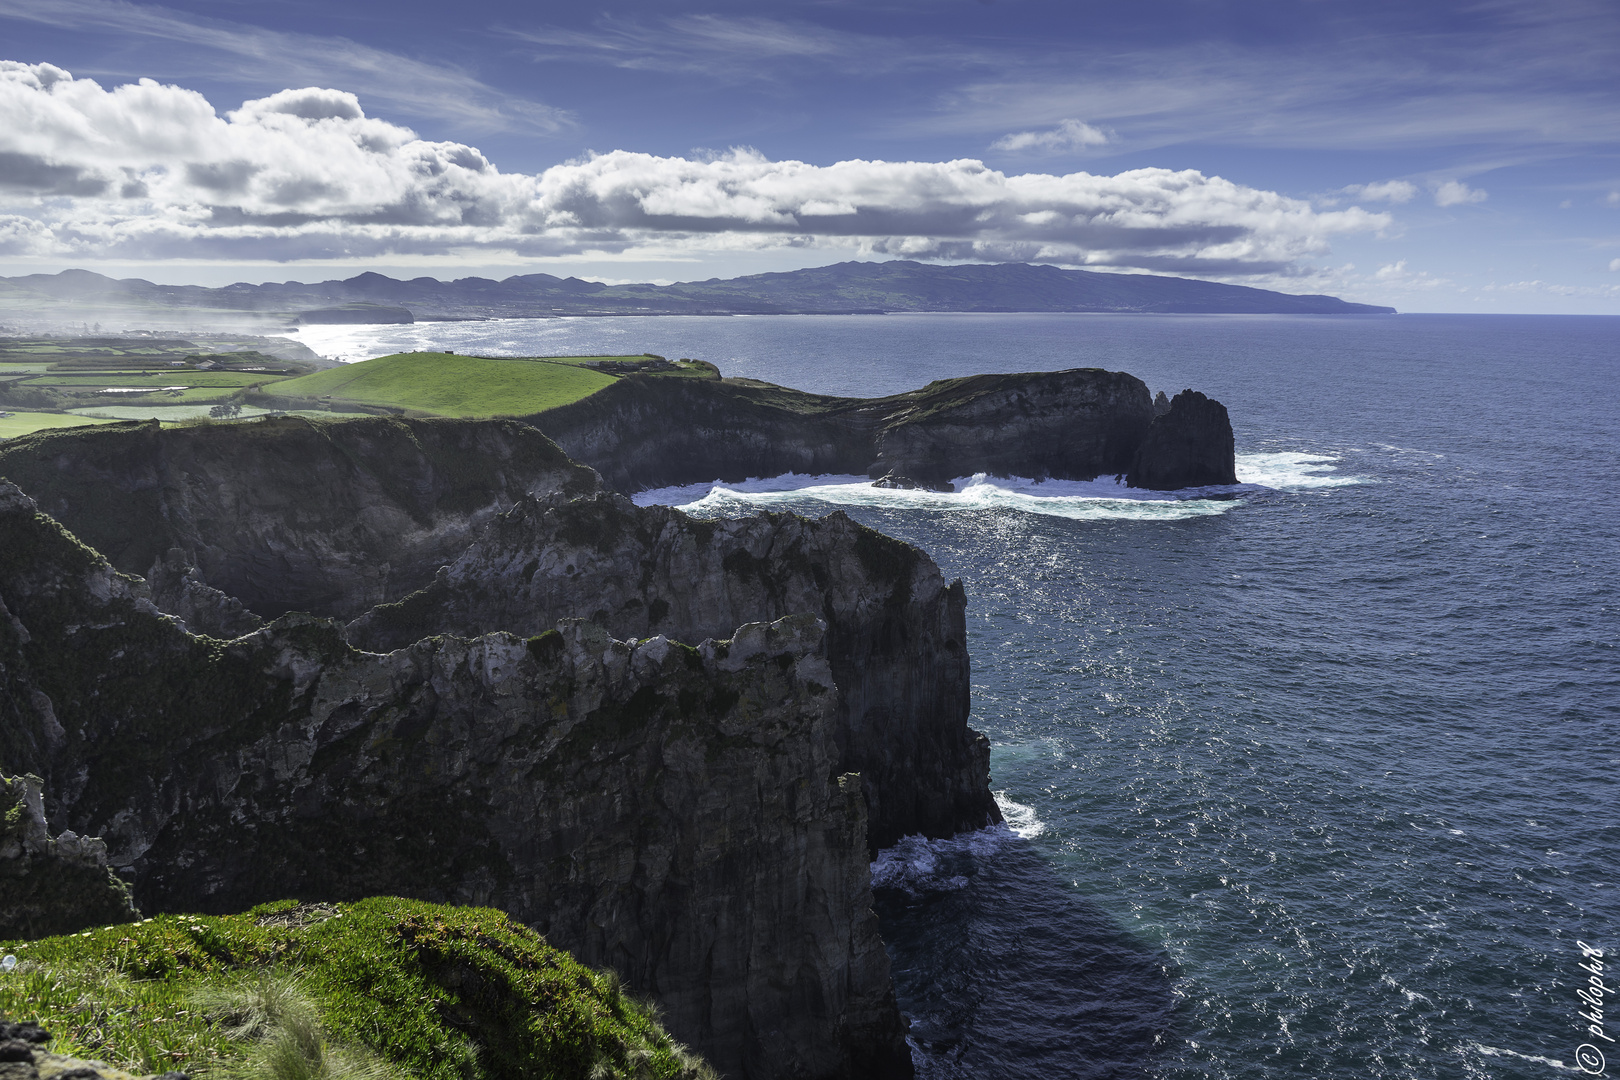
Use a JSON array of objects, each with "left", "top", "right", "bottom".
[
  {"left": 0, "top": 898, "right": 712, "bottom": 1080},
  {"left": 268, "top": 354, "right": 622, "bottom": 418}
]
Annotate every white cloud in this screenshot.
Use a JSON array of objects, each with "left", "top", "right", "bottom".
[
  {"left": 0, "top": 64, "right": 1391, "bottom": 272},
  {"left": 1370, "top": 259, "right": 1450, "bottom": 289},
  {"left": 991, "top": 119, "right": 1111, "bottom": 154},
  {"left": 508, "top": 14, "right": 985, "bottom": 81},
  {"left": 1610, "top": 258, "right": 1620, "bottom": 271},
  {"left": 1433, "top": 180, "right": 1488, "bottom": 207},
  {"left": 1344, "top": 180, "right": 1417, "bottom": 203},
  {"left": 0, "top": 0, "right": 569, "bottom": 134},
  {"left": 1607, "top": 191, "right": 1620, "bottom": 206}
]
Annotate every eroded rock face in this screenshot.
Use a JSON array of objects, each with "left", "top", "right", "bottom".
[
  {"left": 532, "top": 367, "right": 1208, "bottom": 491},
  {"left": 0, "top": 484, "right": 909, "bottom": 1080},
  {"left": 0, "top": 416, "right": 601, "bottom": 621},
  {"left": 347, "top": 495, "right": 1000, "bottom": 850},
  {"left": 0, "top": 773, "right": 138, "bottom": 940},
  {"left": 1126, "top": 390, "right": 1239, "bottom": 490}
]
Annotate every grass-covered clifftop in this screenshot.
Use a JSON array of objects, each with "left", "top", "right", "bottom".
[
  {"left": 265, "top": 353, "right": 622, "bottom": 417},
  {"left": 0, "top": 897, "right": 713, "bottom": 1080}
]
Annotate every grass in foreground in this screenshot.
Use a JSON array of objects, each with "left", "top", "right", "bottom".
[
  {"left": 0, "top": 897, "right": 713, "bottom": 1080},
  {"left": 270, "top": 354, "right": 623, "bottom": 417}
]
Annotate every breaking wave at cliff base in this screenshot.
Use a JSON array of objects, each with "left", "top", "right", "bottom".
[{"left": 632, "top": 452, "right": 1364, "bottom": 520}]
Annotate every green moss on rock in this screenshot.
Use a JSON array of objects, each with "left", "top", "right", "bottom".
[{"left": 0, "top": 897, "right": 713, "bottom": 1080}]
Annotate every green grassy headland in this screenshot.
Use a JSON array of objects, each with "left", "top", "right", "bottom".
[
  {"left": 0, "top": 896, "right": 711, "bottom": 1080},
  {"left": 267, "top": 353, "right": 625, "bottom": 418}
]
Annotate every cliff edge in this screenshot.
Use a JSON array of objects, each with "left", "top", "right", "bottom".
[
  {"left": 0, "top": 482, "right": 909, "bottom": 1079},
  {"left": 529, "top": 366, "right": 1231, "bottom": 492}
]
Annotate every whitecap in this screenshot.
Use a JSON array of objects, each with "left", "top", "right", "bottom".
[
  {"left": 636, "top": 471, "right": 1246, "bottom": 522},
  {"left": 993, "top": 791, "right": 1047, "bottom": 839},
  {"left": 1235, "top": 451, "right": 1369, "bottom": 490},
  {"left": 1468, "top": 1044, "right": 1571, "bottom": 1069}
]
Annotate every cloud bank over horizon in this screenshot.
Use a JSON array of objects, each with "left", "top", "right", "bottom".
[{"left": 0, "top": 62, "right": 1389, "bottom": 276}]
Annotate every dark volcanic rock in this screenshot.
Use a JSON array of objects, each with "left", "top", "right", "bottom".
[
  {"left": 1126, "top": 390, "right": 1238, "bottom": 490},
  {"left": 870, "top": 473, "right": 952, "bottom": 492},
  {"left": 0, "top": 484, "right": 909, "bottom": 1079},
  {"left": 533, "top": 367, "right": 1176, "bottom": 491},
  {"left": 0, "top": 416, "right": 601, "bottom": 620},
  {"left": 347, "top": 494, "right": 999, "bottom": 850},
  {"left": 0, "top": 772, "right": 139, "bottom": 939}
]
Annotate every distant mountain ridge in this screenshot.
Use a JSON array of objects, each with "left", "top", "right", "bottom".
[{"left": 0, "top": 260, "right": 1395, "bottom": 320}]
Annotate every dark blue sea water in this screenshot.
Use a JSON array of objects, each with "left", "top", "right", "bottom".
[{"left": 303, "top": 313, "right": 1620, "bottom": 1080}]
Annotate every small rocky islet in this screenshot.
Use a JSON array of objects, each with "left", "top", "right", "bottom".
[{"left": 0, "top": 366, "right": 1233, "bottom": 1079}]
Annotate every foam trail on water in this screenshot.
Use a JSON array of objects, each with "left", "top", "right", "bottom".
[
  {"left": 634, "top": 453, "right": 1367, "bottom": 520},
  {"left": 1236, "top": 451, "right": 1369, "bottom": 489}
]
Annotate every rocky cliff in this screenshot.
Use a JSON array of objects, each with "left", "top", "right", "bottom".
[
  {"left": 531, "top": 367, "right": 1219, "bottom": 492},
  {"left": 0, "top": 416, "right": 600, "bottom": 620},
  {"left": 0, "top": 482, "right": 909, "bottom": 1079},
  {"left": 0, "top": 419, "right": 997, "bottom": 851},
  {"left": 1127, "top": 389, "right": 1239, "bottom": 489},
  {"left": 347, "top": 494, "right": 998, "bottom": 849},
  {"left": 0, "top": 774, "right": 139, "bottom": 939}
]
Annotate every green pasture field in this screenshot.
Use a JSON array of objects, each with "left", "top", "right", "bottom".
[
  {"left": 0, "top": 410, "right": 107, "bottom": 439},
  {"left": 25, "top": 371, "right": 269, "bottom": 387},
  {"left": 271, "top": 352, "right": 628, "bottom": 417}
]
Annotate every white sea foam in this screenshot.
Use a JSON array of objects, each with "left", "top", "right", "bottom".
[
  {"left": 870, "top": 793, "right": 1045, "bottom": 892},
  {"left": 634, "top": 453, "right": 1366, "bottom": 520},
  {"left": 1468, "top": 1044, "right": 1571, "bottom": 1070},
  {"left": 994, "top": 791, "right": 1047, "bottom": 839},
  {"left": 638, "top": 472, "right": 1242, "bottom": 521},
  {"left": 1235, "top": 451, "right": 1368, "bottom": 490},
  {"left": 870, "top": 823, "right": 1018, "bottom": 894}
]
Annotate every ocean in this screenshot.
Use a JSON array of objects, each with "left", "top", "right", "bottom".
[{"left": 297, "top": 312, "right": 1620, "bottom": 1079}]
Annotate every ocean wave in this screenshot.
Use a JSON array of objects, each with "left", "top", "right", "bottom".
[
  {"left": 871, "top": 793, "right": 1046, "bottom": 893},
  {"left": 636, "top": 472, "right": 1242, "bottom": 521},
  {"left": 870, "top": 824, "right": 1021, "bottom": 894},
  {"left": 634, "top": 454, "right": 1364, "bottom": 520}
]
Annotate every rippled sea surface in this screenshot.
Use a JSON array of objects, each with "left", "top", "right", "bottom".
[{"left": 302, "top": 313, "right": 1620, "bottom": 1079}]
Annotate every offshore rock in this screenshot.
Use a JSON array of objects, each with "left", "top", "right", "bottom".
[
  {"left": 0, "top": 416, "right": 601, "bottom": 620},
  {"left": 870, "top": 473, "right": 952, "bottom": 492},
  {"left": 0, "top": 773, "right": 139, "bottom": 939},
  {"left": 0, "top": 484, "right": 909, "bottom": 1080},
  {"left": 1127, "top": 389, "right": 1239, "bottom": 490},
  {"left": 347, "top": 494, "right": 1000, "bottom": 850}
]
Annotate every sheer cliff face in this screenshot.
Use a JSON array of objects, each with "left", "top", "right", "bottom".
[
  {"left": 0, "top": 483, "right": 910, "bottom": 1080},
  {"left": 532, "top": 366, "right": 1217, "bottom": 492},
  {"left": 348, "top": 496, "right": 1000, "bottom": 850},
  {"left": 0, "top": 416, "right": 601, "bottom": 620},
  {"left": 1127, "top": 390, "right": 1239, "bottom": 490}
]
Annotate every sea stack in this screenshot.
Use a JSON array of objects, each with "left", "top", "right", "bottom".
[{"left": 1127, "top": 389, "right": 1239, "bottom": 490}]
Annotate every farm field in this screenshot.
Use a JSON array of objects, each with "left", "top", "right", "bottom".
[
  {"left": 0, "top": 410, "right": 106, "bottom": 438},
  {"left": 0, "top": 339, "right": 690, "bottom": 437}
]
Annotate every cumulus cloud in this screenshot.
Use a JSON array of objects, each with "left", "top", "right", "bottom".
[
  {"left": 991, "top": 119, "right": 1111, "bottom": 154},
  {"left": 1433, "top": 179, "right": 1487, "bottom": 207},
  {"left": 0, "top": 63, "right": 1391, "bottom": 271},
  {"left": 1343, "top": 180, "right": 1417, "bottom": 203}
]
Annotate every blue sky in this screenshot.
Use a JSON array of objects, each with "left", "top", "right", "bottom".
[{"left": 1, "top": 0, "right": 1618, "bottom": 312}]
